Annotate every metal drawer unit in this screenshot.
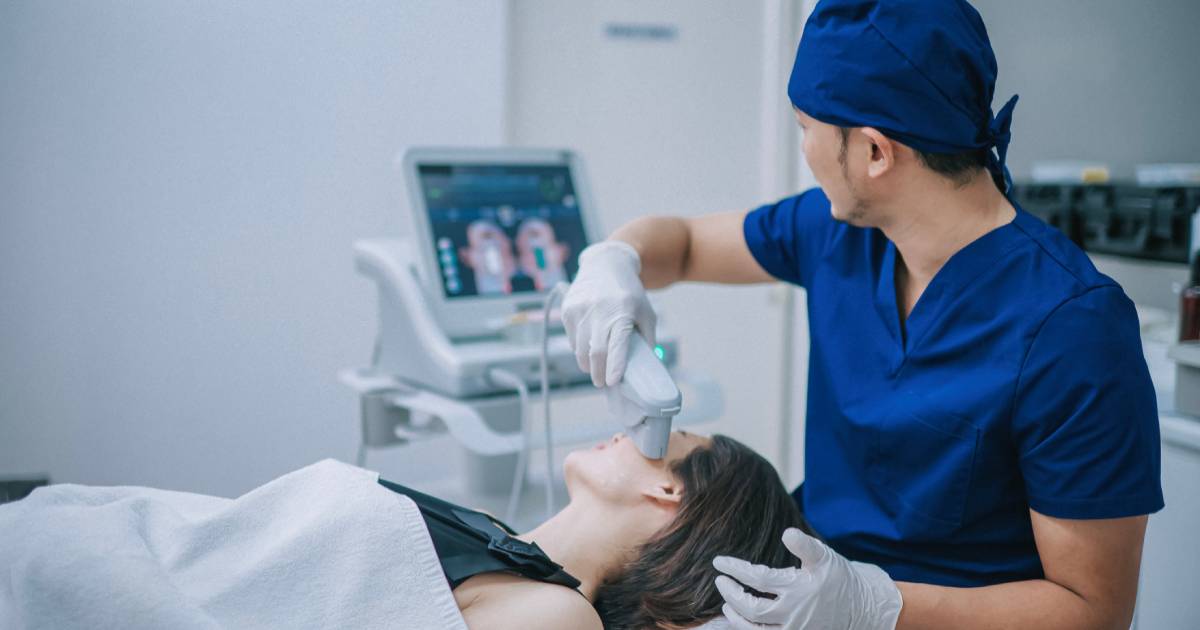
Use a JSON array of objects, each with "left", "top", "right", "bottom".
[{"left": 1011, "top": 183, "right": 1200, "bottom": 263}]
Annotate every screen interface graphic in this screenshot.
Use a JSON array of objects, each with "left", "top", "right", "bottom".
[{"left": 417, "top": 164, "right": 588, "bottom": 299}]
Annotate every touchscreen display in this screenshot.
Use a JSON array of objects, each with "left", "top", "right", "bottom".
[{"left": 417, "top": 163, "right": 588, "bottom": 299}]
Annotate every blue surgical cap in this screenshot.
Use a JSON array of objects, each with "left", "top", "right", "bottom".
[{"left": 789, "top": 0, "right": 1019, "bottom": 191}]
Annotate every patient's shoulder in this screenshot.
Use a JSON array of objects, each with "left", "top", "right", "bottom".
[
  {"left": 457, "top": 573, "right": 600, "bottom": 630},
  {"left": 525, "top": 585, "right": 601, "bottom": 630}
]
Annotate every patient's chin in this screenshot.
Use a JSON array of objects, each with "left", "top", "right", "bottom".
[
  {"left": 562, "top": 451, "right": 582, "bottom": 492},
  {"left": 561, "top": 449, "right": 606, "bottom": 498},
  {"left": 561, "top": 448, "right": 637, "bottom": 507}
]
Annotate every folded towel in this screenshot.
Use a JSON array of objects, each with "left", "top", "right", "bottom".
[{"left": 0, "top": 459, "right": 467, "bottom": 630}]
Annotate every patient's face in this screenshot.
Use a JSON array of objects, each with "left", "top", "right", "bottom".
[{"left": 563, "top": 430, "right": 709, "bottom": 510}]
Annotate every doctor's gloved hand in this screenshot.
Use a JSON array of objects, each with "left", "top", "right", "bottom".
[
  {"left": 713, "top": 528, "right": 903, "bottom": 630},
  {"left": 561, "top": 240, "right": 657, "bottom": 387}
]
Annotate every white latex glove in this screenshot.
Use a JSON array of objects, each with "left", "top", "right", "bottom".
[
  {"left": 713, "top": 528, "right": 903, "bottom": 630},
  {"left": 561, "top": 241, "right": 657, "bottom": 387}
]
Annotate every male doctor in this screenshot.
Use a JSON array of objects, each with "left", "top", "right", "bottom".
[{"left": 561, "top": 0, "right": 1163, "bottom": 628}]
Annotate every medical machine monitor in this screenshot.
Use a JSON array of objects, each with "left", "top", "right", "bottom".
[
  {"left": 401, "top": 147, "right": 600, "bottom": 339},
  {"left": 416, "top": 163, "right": 587, "bottom": 300}
]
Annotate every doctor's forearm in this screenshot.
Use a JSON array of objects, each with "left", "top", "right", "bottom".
[
  {"left": 895, "top": 579, "right": 1130, "bottom": 630},
  {"left": 607, "top": 216, "right": 692, "bottom": 289}
]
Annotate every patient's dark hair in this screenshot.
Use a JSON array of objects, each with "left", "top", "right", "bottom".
[{"left": 593, "top": 435, "right": 811, "bottom": 629}]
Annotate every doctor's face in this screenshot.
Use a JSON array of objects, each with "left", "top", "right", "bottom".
[{"left": 795, "top": 109, "right": 871, "bottom": 226}]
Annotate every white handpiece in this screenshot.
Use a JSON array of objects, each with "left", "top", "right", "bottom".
[{"left": 605, "top": 333, "right": 682, "bottom": 459}]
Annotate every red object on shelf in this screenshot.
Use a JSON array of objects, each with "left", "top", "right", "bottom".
[
  {"left": 1183, "top": 253, "right": 1200, "bottom": 342},
  {"left": 1183, "top": 286, "right": 1200, "bottom": 342}
]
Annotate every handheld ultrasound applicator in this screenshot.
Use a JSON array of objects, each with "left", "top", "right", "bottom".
[{"left": 605, "top": 333, "right": 682, "bottom": 459}]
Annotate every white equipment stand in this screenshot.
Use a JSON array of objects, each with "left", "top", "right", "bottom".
[{"left": 341, "top": 238, "right": 723, "bottom": 496}]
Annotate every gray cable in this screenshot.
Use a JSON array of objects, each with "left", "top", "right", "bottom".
[
  {"left": 489, "top": 282, "right": 568, "bottom": 525},
  {"left": 487, "top": 367, "right": 530, "bottom": 525},
  {"left": 540, "top": 282, "right": 570, "bottom": 520}
]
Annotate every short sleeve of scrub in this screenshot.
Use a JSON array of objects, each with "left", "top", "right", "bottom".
[
  {"left": 1012, "top": 285, "right": 1164, "bottom": 519},
  {"left": 742, "top": 189, "right": 839, "bottom": 288}
]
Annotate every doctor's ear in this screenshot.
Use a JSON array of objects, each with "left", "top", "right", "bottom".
[
  {"left": 642, "top": 480, "right": 684, "bottom": 509},
  {"left": 860, "top": 127, "right": 895, "bottom": 179}
]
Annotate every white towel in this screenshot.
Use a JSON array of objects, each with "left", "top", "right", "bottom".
[{"left": 0, "top": 459, "right": 467, "bottom": 630}]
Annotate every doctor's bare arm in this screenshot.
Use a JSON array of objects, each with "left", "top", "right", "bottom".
[
  {"left": 895, "top": 511, "right": 1146, "bottom": 630},
  {"left": 608, "top": 211, "right": 774, "bottom": 289}
]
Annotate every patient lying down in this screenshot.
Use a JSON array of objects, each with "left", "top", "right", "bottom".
[
  {"left": 392, "top": 431, "right": 809, "bottom": 630},
  {"left": 0, "top": 431, "right": 804, "bottom": 629}
]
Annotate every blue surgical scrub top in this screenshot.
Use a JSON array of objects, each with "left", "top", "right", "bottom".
[{"left": 744, "top": 188, "right": 1164, "bottom": 587}]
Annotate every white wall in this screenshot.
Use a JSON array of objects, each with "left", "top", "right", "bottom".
[
  {"left": 507, "top": 0, "right": 798, "bottom": 471},
  {"left": 11, "top": 0, "right": 1191, "bottom": 502},
  {"left": 0, "top": 1, "right": 508, "bottom": 496},
  {"left": 972, "top": 0, "right": 1200, "bottom": 180}
]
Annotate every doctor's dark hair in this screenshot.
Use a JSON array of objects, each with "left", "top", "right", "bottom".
[
  {"left": 837, "top": 126, "right": 1001, "bottom": 191},
  {"left": 593, "top": 435, "right": 811, "bottom": 630}
]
